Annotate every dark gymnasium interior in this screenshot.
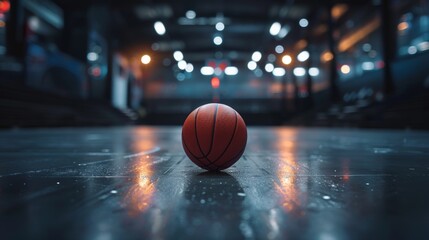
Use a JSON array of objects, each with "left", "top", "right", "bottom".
[{"left": 1, "top": 0, "right": 429, "bottom": 239}]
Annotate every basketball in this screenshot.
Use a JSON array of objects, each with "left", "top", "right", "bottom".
[{"left": 182, "top": 103, "right": 247, "bottom": 171}]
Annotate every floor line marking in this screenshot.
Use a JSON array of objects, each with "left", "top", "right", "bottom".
[
  {"left": 0, "top": 147, "right": 162, "bottom": 178},
  {"left": 78, "top": 147, "right": 161, "bottom": 166}
]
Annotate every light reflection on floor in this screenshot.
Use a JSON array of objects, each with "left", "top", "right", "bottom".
[{"left": 0, "top": 127, "right": 429, "bottom": 239}]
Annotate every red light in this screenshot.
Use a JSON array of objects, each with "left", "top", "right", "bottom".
[
  {"left": 208, "top": 61, "right": 216, "bottom": 68},
  {"left": 0, "top": 1, "right": 10, "bottom": 13},
  {"left": 211, "top": 77, "right": 220, "bottom": 89},
  {"left": 219, "top": 62, "right": 227, "bottom": 71},
  {"left": 90, "top": 66, "right": 101, "bottom": 77},
  {"left": 376, "top": 60, "right": 385, "bottom": 69}
]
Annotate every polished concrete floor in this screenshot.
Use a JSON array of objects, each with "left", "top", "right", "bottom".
[{"left": 1, "top": 126, "right": 429, "bottom": 240}]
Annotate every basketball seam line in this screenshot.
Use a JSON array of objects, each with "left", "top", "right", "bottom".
[
  {"left": 182, "top": 136, "right": 212, "bottom": 168},
  {"left": 184, "top": 136, "right": 245, "bottom": 171},
  {"left": 205, "top": 104, "right": 219, "bottom": 158},
  {"left": 215, "top": 146, "right": 246, "bottom": 171},
  {"left": 194, "top": 107, "right": 208, "bottom": 162},
  {"left": 184, "top": 135, "right": 215, "bottom": 167},
  {"left": 182, "top": 110, "right": 204, "bottom": 159},
  {"left": 182, "top": 140, "right": 211, "bottom": 168},
  {"left": 205, "top": 111, "right": 238, "bottom": 167},
  {"left": 186, "top": 106, "right": 245, "bottom": 170},
  {"left": 188, "top": 110, "right": 237, "bottom": 161}
]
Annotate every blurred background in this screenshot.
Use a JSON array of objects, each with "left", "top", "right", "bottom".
[{"left": 0, "top": 0, "right": 428, "bottom": 128}]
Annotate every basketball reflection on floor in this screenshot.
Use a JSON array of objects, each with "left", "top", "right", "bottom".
[{"left": 183, "top": 172, "right": 246, "bottom": 239}]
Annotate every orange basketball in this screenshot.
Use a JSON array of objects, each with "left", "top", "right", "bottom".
[{"left": 182, "top": 103, "right": 247, "bottom": 171}]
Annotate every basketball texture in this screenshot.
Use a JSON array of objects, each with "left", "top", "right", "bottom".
[{"left": 182, "top": 103, "right": 247, "bottom": 171}]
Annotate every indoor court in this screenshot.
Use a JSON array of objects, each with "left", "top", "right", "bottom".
[
  {"left": 1, "top": 127, "right": 429, "bottom": 239},
  {"left": 1, "top": 0, "right": 429, "bottom": 239}
]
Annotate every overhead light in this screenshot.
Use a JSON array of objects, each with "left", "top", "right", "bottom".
[
  {"left": 154, "top": 21, "right": 166, "bottom": 35},
  {"left": 177, "top": 73, "right": 186, "bottom": 81},
  {"left": 268, "top": 54, "right": 276, "bottom": 62},
  {"left": 87, "top": 52, "right": 98, "bottom": 61},
  {"left": 269, "top": 22, "right": 281, "bottom": 36},
  {"left": 309, "top": 67, "right": 320, "bottom": 76},
  {"left": 255, "top": 69, "right": 263, "bottom": 77},
  {"left": 251, "top": 51, "right": 262, "bottom": 62},
  {"left": 332, "top": 4, "right": 348, "bottom": 20},
  {"left": 321, "top": 51, "right": 333, "bottom": 62},
  {"left": 408, "top": 46, "right": 417, "bottom": 55},
  {"left": 417, "top": 41, "right": 429, "bottom": 51},
  {"left": 247, "top": 61, "right": 257, "bottom": 71},
  {"left": 215, "top": 22, "right": 225, "bottom": 31},
  {"left": 397, "top": 22, "right": 409, "bottom": 31},
  {"left": 201, "top": 66, "right": 214, "bottom": 75},
  {"left": 278, "top": 26, "right": 290, "bottom": 38},
  {"left": 362, "top": 43, "right": 372, "bottom": 52},
  {"left": 362, "top": 62, "right": 375, "bottom": 71},
  {"left": 340, "top": 64, "right": 351, "bottom": 74},
  {"left": 185, "top": 63, "right": 194, "bottom": 72},
  {"left": 214, "top": 67, "right": 222, "bottom": 76},
  {"left": 141, "top": 54, "right": 151, "bottom": 64},
  {"left": 273, "top": 67, "right": 285, "bottom": 77},
  {"left": 186, "top": 10, "right": 196, "bottom": 19},
  {"left": 178, "top": 60, "right": 187, "bottom": 70},
  {"left": 282, "top": 55, "right": 292, "bottom": 65},
  {"left": 297, "top": 51, "right": 310, "bottom": 62},
  {"left": 293, "top": 67, "right": 306, "bottom": 77},
  {"left": 213, "top": 36, "right": 223, "bottom": 45},
  {"left": 225, "top": 66, "right": 238, "bottom": 75},
  {"left": 275, "top": 45, "right": 284, "bottom": 54},
  {"left": 265, "top": 63, "right": 274, "bottom": 72},
  {"left": 28, "top": 16, "right": 40, "bottom": 31},
  {"left": 173, "top": 51, "right": 184, "bottom": 61},
  {"left": 299, "top": 18, "right": 309, "bottom": 28},
  {"left": 338, "top": 17, "right": 381, "bottom": 52}
]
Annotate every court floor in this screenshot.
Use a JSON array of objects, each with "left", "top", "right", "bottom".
[{"left": 1, "top": 126, "right": 429, "bottom": 239}]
